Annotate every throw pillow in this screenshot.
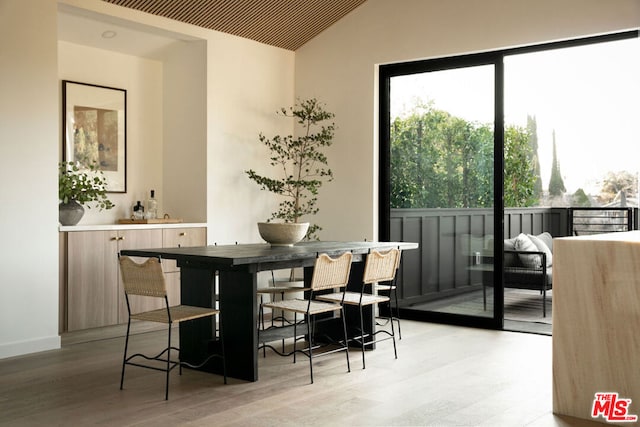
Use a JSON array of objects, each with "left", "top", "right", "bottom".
[
  {"left": 535, "top": 231, "right": 553, "bottom": 252},
  {"left": 514, "top": 233, "right": 541, "bottom": 269},
  {"left": 528, "top": 233, "right": 553, "bottom": 267},
  {"left": 503, "top": 238, "right": 519, "bottom": 267}
]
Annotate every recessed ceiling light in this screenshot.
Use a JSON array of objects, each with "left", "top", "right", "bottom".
[{"left": 101, "top": 30, "right": 117, "bottom": 39}]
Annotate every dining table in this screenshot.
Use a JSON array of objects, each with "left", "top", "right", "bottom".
[{"left": 120, "top": 240, "right": 418, "bottom": 381}]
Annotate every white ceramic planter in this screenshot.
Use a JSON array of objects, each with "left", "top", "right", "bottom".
[{"left": 257, "top": 222, "right": 309, "bottom": 247}]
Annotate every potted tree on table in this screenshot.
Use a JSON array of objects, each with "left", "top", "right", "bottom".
[
  {"left": 58, "top": 161, "right": 114, "bottom": 225},
  {"left": 246, "top": 98, "right": 335, "bottom": 246}
]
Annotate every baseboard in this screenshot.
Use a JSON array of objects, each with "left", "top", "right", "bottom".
[
  {"left": 61, "top": 321, "right": 168, "bottom": 346},
  {"left": 0, "top": 335, "right": 61, "bottom": 360}
]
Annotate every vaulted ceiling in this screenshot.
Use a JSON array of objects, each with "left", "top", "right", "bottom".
[{"left": 101, "top": 0, "right": 368, "bottom": 51}]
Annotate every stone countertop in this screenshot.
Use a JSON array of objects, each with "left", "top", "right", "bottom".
[
  {"left": 59, "top": 222, "right": 207, "bottom": 232},
  {"left": 554, "top": 229, "right": 640, "bottom": 242}
]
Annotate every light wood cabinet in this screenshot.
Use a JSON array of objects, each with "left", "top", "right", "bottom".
[
  {"left": 64, "top": 226, "right": 206, "bottom": 332},
  {"left": 162, "top": 227, "right": 207, "bottom": 273},
  {"left": 67, "top": 229, "right": 162, "bottom": 331},
  {"left": 67, "top": 230, "right": 122, "bottom": 331},
  {"left": 161, "top": 227, "right": 207, "bottom": 311},
  {"left": 115, "top": 229, "right": 164, "bottom": 324}
]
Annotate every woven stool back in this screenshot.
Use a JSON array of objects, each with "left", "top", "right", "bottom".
[
  {"left": 310, "top": 252, "right": 353, "bottom": 291},
  {"left": 119, "top": 256, "right": 167, "bottom": 297},
  {"left": 362, "top": 249, "right": 400, "bottom": 284}
]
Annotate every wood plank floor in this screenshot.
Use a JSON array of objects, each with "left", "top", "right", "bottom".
[{"left": 0, "top": 320, "right": 603, "bottom": 426}]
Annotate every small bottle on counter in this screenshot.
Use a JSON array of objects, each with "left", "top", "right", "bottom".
[
  {"left": 146, "top": 190, "right": 158, "bottom": 219},
  {"left": 133, "top": 201, "right": 144, "bottom": 219}
]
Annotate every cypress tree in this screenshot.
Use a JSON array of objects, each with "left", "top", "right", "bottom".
[
  {"left": 527, "top": 115, "right": 543, "bottom": 198},
  {"left": 548, "top": 131, "right": 566, "bottom": 196}
]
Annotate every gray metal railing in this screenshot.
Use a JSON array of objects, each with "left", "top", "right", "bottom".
[
  {"left": 568, "top": 207, "right": 633, "bottom": 236},
  {"left": 391, "top": 207, "right": 637, "bottom": 307}
]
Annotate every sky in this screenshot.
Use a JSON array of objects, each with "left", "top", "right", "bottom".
[{"left": 390, "top": 37, "right": 640, "bottom": 196}]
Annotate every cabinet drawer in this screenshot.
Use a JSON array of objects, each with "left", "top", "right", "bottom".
[{"left": 162, "top": 227, "right": 206, "bottom": 272}]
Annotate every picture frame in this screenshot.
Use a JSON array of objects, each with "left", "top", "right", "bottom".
[{"left": 62, "top": 80, "right": 127, "bottom": 193}]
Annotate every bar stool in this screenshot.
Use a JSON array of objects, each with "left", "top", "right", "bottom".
[
  {"left": 118, "top": 255, "right": 226, "bottom": 400},
  {"left": 261, "top": 252, "right": 353, "bottom": 383},
  {"left": 317, "top": 248, "right": 401, "bottom": 369}
]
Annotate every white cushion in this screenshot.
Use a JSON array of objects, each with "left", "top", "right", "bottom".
[
  {"left": 528, "top": 233, "right": 553, "bottom": 267},
  {"left": 514, "top": 233, "right": 541, "bottom": 268},
  {"left": 534, "top": 231, "right": 553, "bottom": 252}
]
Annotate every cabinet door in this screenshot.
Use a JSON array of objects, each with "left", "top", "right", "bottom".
[
  {"left": 164, "top": 272, "right": 181, "bottom": 306},
  {"left": 66, "top": 227, "right": 203, "bottom": 331},
  {"left": 67, "top": 231, "right": 119, "bottom": 331},
  {"left": 162, "top": 227, "right": 207, "bottom": 272},
  {"left": 162, "top": 227, "right": 206, "bottom": 306},
  {"left": 59, "top": 233, "right": 66, "bottom": 333},
  {"left": 117, "top": 229, "right": 163, "bottom": 323}
]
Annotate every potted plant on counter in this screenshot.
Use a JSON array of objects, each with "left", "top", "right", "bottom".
[
  {"left": 246, "top": 98, "right": 335, "bottom": 246},
  {"left": 59, "top": 161, "right": 114, "bottom": 226}
]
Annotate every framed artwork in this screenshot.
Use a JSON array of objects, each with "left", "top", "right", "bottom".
[{"left": 62, "top": 80, "right": 127, "bottom": 193}]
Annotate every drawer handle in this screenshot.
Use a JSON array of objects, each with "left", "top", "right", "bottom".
[
  {"left": 180, "top": 232, "right": 187, "bottom": 237},
  {"left": 110, "top": 237, "right": 118, "bottom": 241},
  {"left": 118, "top": 236, "right": 125, "bottom": 241}
]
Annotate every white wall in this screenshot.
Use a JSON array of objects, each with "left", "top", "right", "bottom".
[
  {"left": 0, "top": 0, "right": 295, "bottom": 359},
  {"left": 58, "top": 41, "right": 165, "bottom": 223},
  {"left": 56, "top": 0, "right": 295, "bottom": 245},
  {"left": 162, "top": 40, "right": 208, "bottom": 223},
  {"left": 0, "top": 0, "right": 60, "bottom": 358},
  {"left": 205, "top": 34, "right": 295, "bottom": 244},
  {"left": 295, "top": 0, "right": 640, "bottom": 242}
]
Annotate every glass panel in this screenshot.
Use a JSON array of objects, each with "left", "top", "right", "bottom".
[
  {"left": 389, "top": 64, "right": 495, "bottom": 319},
  {"left": 503, "top": 37, "right": 640, "bottom": 331},
  {"left": 504, "top": 38, "right": 640, "bottom": 210}
]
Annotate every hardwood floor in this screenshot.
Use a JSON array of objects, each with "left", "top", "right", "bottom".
[
  {"left": 409, "top": 289, "right": 552, "bottom": 336},
  {"left": 0, "top": 321, "right": 602, "bottom": 426}
]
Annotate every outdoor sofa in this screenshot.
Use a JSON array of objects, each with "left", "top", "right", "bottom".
[{"left": 502, "top": 232, "right": 553, "bottom": 317}]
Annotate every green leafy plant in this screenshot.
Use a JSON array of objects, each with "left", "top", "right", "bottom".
[
  {"left": 58, "top": 161, "right": 115, "bottom": 210},
  {"left": 245, "top": 98, "right": 335, "bottom": 239}
]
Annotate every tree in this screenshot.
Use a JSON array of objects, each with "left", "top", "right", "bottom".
[
  {"left": 390, "top": 104, "right": 441, "bottom": 208},
  {"left": 390, "top": 103, "right": 495, "bottom": 209},
  {"left": 598, "top": 170, "right": 638, "bottom": 205},
  {"left": 548, "top": 131, "right": 566, "bottom": 197},
  {"left": 390, "top": 102, "right": 534, "bottom": 209},
  {"left": 504, "top": 125, "right": 537, "bottom": 207},
  {"left": 572, "top": 188, "right": 591, "bottom": 207},
  {"left": 245, "top": 98, "right": 335, "bottom": 239},
  {"left": 527, "top": 115, "right": 543, "bottom": 199}
]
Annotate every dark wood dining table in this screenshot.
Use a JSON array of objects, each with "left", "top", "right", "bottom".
[{"left": 120, "top": 240, "right": 418, "bottom": 381}]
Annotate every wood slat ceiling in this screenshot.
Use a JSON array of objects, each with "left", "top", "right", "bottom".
[{"left": 101, "top": 0, "right": 368, "bottom": 51}]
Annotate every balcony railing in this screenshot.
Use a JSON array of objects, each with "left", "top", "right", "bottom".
[
  {"left": 391, "top": 207, "right": 638, "bottom": 307},
  {"left": 568, "top": 207, "right": 633, "bottom": 235}
]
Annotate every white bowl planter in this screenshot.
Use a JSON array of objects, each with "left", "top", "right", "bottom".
[{"left": 258, "top": 222, "right": 309, "bottom": 247}]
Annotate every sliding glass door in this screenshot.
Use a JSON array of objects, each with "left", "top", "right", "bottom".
[
  {"left": 380, "top": 54, "right": 503, "bottom": 328},
  {"left": 380, "top": 31, "right": 638, "bottom": 330}
]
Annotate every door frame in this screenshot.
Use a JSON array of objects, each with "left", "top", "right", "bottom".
[{"left": 377, "top": 30, "right": 638, "bottom": 330}]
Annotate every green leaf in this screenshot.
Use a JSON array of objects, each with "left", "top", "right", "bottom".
[
  {"left": 58, "top": 161, "right": 114, "bottom": 211},
  {"left": 245, "top": 98, "right": 335, "bottom": 232}
]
